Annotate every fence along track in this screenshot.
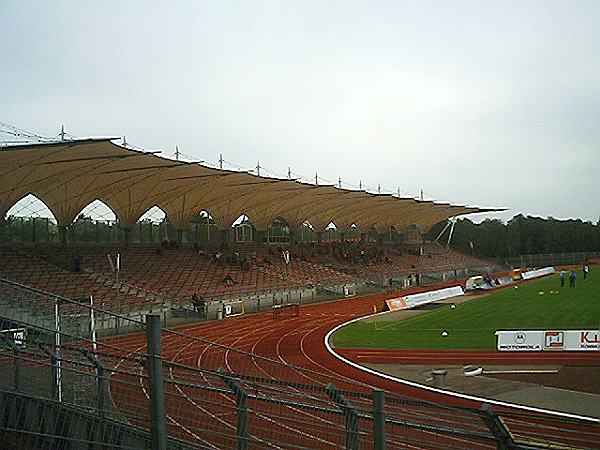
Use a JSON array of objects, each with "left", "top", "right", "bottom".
[{"left": 1, "top": 278, "right": 599, "bottom": 449}]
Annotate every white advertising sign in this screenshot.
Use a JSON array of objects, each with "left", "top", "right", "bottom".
[
  {"left": 497, "top": 330, "right": 600, "bottom": 351},
  {"left": 496, "top": 330, "right": 544, "bottom": 351},
  {"left": 520, "top": 266, "right": 555, "bottom": 280},
  {"left": 544, "top": 330, "right": 600, "bottom": 351},
  {"left": 403, "top": 285, "right": 464, "bottom": 308},
  {"left": 387, "top": 286, "right": 464, "bottom": 311}
]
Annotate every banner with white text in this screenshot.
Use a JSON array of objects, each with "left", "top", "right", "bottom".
[{"left": 496, "top": 330, "right": 600, "bottom": 351}]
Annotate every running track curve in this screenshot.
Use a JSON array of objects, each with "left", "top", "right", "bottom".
[{"left": 107, "top": 282, "right": 600, "bottom": 449}]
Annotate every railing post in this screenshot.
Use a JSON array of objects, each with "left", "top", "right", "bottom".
[
  {"left": 13, "top": 347, "right": 21, "bottom": 391},
  {"left": 146, "top": 314, "right": 167, "bottom": 450},
  {"left": 81, "top": 349, "right": 107, "bottom": 418},
  {"left": 218, "top": 368, "right": 249, "bottom": 450},
  {"left": 326, "top": 383, "right": 359, "bottom": 450},
  {"left": 479, "top": 403, "right": 515, "bottom": 449},
  {"left": 39, "top": 344, "right": 62, "bottom": 402},
  {"left": 0, "top": 334, "right": 21, "bottom": 391},
  {"left": 372, "top": 389, "right": 386, "bottom": 450}
]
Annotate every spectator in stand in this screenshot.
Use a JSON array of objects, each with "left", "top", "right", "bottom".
[
  {"left": 191, "top": 293, "right": 205, "bottom": 315},
  {"left": 222, "top": 272, "right": 236, "bottom": 285},
  {"left": 241, "top": 258, "right": 251, "bottom": 272},
  {"left": 583, "top": 264, "right": 589, "bottom": 280},
  {"left": 214, "top": 251, "right": 223, "bottom": 265},
  {"left": 559, "top": 270, "right": 565, "bottom": 287},
  {"left": 73, "top": 255, "right": 84, "bottom": 272},
  {"left": 193, "top": 242, "right": 206, "bottom": 257},
  {"left": 569, "top": 270, "right": 576, "bottom": 288}
]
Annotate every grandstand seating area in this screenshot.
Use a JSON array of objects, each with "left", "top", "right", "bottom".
[
  {"left": 0, "top": 241, "right": 493, "bottom": 314},
  {"left": 293, "top": 241, "right": 491, "bottom": 279},
  {"left": 0, "top": 247, "right": 151, "bottom": 313}
]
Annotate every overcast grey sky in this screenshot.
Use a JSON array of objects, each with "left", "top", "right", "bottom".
[{"left": 2, "top": 1, "right": 599, "bottom": 223}]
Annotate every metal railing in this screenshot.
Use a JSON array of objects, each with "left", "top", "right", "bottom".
[{"left": 502, "top": 251, "right": 600, "bottom": 269}]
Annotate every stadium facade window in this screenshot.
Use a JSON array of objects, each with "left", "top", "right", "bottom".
[{"left": 235, "top": 224, "right": 253, "bottom": 243}]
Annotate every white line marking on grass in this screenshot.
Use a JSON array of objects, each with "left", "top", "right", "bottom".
[{"left": 324, "top": 312, "right": 600, "bottom": 424}]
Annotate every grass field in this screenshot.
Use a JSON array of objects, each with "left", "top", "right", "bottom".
[{"left": 332, "top": 268, "right": 600, "bottom": 350}]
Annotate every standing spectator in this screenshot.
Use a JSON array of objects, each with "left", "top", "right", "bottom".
[
  {"left": 583, "top": 264, "right": 589, "bottom": 280},
  {"left": 559, "top": 270, "right": 565, "bottom": 287},
  {"left": 569, "top": 270, "right": 576, "bottom": 288},
  {"left": 191, "top": 292, "right": 201, "bottom": 312}
]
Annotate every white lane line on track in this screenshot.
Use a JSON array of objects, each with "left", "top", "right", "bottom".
[
  {"left": 218, "top": 316, "right": 343, "bottom": 448},
  {"left": 323, "top": 312, "right": 600, "bottom": 424},
  {"left": 169, "top": 323, "right": 283, "bottom": 449},
  {"left": 113, "top": 339, "right": 219, "bottom": 449},
  {"left": 185, "top": 315, "right": 344, "bottom": 449},
  {"left": 295, "top": 319, "right": 495, "bottom": 449},
  {"left": 270, "top": 318, "right": 431, "bottom": 450}
]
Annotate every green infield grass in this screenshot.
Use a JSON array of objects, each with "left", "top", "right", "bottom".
[{"left": 332, "top": 268, "right": 600, "bottom": 350}]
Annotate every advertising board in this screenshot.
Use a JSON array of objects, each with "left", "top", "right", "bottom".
[
  {"left": 386, "top": 286, "right": 464, "bottom": 311},
  {"left": 520, "top": 266, "right": 555, "bottom": 280},
  {"left": 496, "top": 330, "right": 600, "bottom": 351}
]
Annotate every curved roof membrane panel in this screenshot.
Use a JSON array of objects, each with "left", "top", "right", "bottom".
[{"left": 0, "top": 139, "right": 504, "bottom": 231}]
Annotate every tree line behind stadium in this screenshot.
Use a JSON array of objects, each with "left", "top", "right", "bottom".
[{"left": 428, "top": 214, "right": 600, "bottom": 259}]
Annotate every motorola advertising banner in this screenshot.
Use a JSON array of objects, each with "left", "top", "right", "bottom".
[{"left": 496, "top": 330, "right": 600, "bottom": 351}]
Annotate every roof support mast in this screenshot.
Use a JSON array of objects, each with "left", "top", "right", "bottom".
[
  {"left": 446, "top": 218, "right": 457, "bottom": 248},
  {"left": 433, "top": 219, "right": 451, "bottom": 244}
]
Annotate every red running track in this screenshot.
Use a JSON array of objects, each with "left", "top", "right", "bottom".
[{"left": 106, "top": 282, "right": 600, "bottom": 449}]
